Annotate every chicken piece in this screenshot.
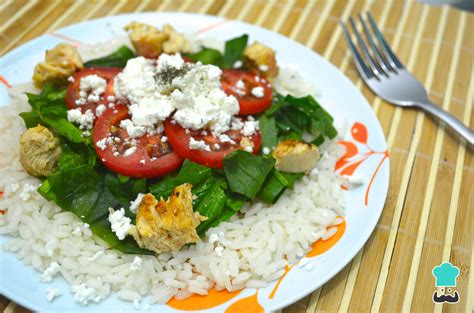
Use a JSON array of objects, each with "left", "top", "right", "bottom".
[
  {"left": 272, "top": 139, "right": 319, "bottom": 173},
  {"left": 124, "top": 21, "right": 169, "bottom": 58},
  {"left": 32, "top": 43, "right": 83, "bottom": 88},
  {"left": 162, "top": 24, "right": 191, "bottom": 54},
  {"left": 243, "top": 42, "right": 279, "bottom": 79},
  {"left": 129, "top": 184, "right": 207, "bottom": 253},
  {"left": 19, "top": 125, "right": 61, "bottom": 177}
]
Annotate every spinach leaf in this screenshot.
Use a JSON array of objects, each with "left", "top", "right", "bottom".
[
  {"left": 267, "top": 93, "right": 337, "bottom": 146},
  {"left": 58, "top": 140, "right": 96, "bottom": 171},
  {"left": 223, "top": 34, "right": 248, "bottom": 68},
  {"left": 105, "top": 173, "right": 147, "bottom": 210},
  {"left": 185, "top": 48, "right": 223, "bottom": 66},
  {"left": 20, "top": 84, "right": 86, "bottom": 144},
  {"left": 44, "top": 164, "right": 151, "bottom": 254},
  {"left": 84, "top": 45, "right": 135, "bottom": 68},
  {"left": 257, "top": 169, "right": 288, "bottom": 204},
  {"left": 258, "top": 114, "right": 278, "bottom": 152},
  {"left": 223, "top": 150, "right": 275, "bottom": 199},
  {"left": 149, "top": 160, "right": 212, "bottom": 199},
  {"left": 195, "top": 182, "right": 227, "bottom": 236}
]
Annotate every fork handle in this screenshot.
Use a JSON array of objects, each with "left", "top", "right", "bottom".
[{"left": 415, "top": 101, "right": 474, "bottom": 146}]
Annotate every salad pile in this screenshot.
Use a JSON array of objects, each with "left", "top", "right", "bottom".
[{"left": 19, "top": 31, "right": 337, "bottom": 254}]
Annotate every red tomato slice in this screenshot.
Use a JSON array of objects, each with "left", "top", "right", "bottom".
[
  {"left": 221, "top": 69, "right": 273, "bottom": 115},
  {"left": 66, "top": 67, "right": 122, "bottom": 114},
  {"left": 93, "top": 105, "right": 184, "bottom": 178},
  {"left": 163, "top": 119, "right": 262, "bottom": 169}
]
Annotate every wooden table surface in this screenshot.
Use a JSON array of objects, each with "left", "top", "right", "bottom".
[{"left": 0, "top": 0, "right": 472, "bottom": 312}]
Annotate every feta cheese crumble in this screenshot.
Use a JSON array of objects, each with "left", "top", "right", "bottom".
[
  {"left": 46, "top": 287, "right": 62, "bottom": 302},
  {"left": 67, "top": 108, "right": 94, "bottom": 130},
  {"left": 114, "top": 53, "right": 240, "bottom": 137},
  {"left": 71, "top": 284, "right": 101, "bottom": 305},
  {"left": 130, "top": 256, "right": 143, "bottom": 272},
  {"left": 108, "top": 208, "right": 131, "bottom": 240},
  {"left": 96, "top": 138, "right": 107, "bottom": 151},
  {"left": 41, "top": 262, "right": 61, "bottom": 283},
  {"left": 251, "top": 86, "right": 265, "bottom": 98},
  {"left": 130, "top": 193, "right": 145, "bottom": 214},
  {"left": 78, "top": 74, "right": 107, "bottom": 104},
  {"left": 262, "top": 147, "right": 270, "bottom": 155},
  {"left": 189, "top": 137, "right": 211, "bottom": 151},
  {"left": 241, "top": 120, "right": 259, "bottom": 136}
]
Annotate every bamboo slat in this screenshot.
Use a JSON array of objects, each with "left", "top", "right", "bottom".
[{"left": 0, "top": 1, "right": 472, "bottom": 312}]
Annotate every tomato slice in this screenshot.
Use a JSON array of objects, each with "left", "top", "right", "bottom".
[
  {"left": 93, "top": 105, "right": 184, "bottom": 178},
  {"left": 221, "top": 69, "right": 273, "bottom": 115},
  {"left": 163, "top": 119, "right": 262, "bottom": 168},
  {"left": 66, "top": 67, "right": 122, "bottom": 114}
]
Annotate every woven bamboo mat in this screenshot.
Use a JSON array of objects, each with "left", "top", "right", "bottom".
[{"left": 0, "top": 0, "right": 472, "bottom": 312}]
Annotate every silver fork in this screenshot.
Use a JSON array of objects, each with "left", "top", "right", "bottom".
[{"left": 340, "top": 13, "right": 474, "bottom": 146}]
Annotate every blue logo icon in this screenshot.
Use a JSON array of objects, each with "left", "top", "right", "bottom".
[{"left": 432, "top": 262, "right": 460, "bottom": 304}]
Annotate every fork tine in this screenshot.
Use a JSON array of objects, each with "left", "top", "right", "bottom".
[
  {"left": 349, "top": 16, "right": 383, "bottom": 77},
  {"left": 367, "top": 12, "right": 404, "bottom": 70},
  {"left": 340, "top": 21, "right": 375, "bottom": 81},
  {"left": 358, "top": 13, "right": 392, "bottom": 74}
]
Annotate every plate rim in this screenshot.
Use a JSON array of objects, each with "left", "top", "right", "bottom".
[{"left": 0, "top": 11, "right": 390, "bottom": 312}]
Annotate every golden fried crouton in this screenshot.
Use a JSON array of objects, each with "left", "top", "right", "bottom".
[
  {"left": 19, "top": 125, "right": 61, "bottom": 177},
  {"left": 162, "top": 24, "right": 191, "bottom": 54},
  {"left": 243, "top": 42, "right": 278, "bottom": 79},
  {"left": 124, "top": 21, "right": 169, "bottom": 58},
  {"left": 129, "top": 184, "right": 207, "bottom": 253},
  {"left": 272, "top": 139, "right": 319, "bottom": 173},
  {"left": 32, "top": 43, "right": 83, "bottom": 88}
]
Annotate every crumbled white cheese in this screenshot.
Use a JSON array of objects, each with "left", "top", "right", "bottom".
[
  {"left": 41, "top": 261, "right": 61, "bottom": 283},
  {"left": 107, "top": 95, "right": 116, "bottom": 102},
  {"left": 251, "top": 86, "right": 265, "bottom": 98},
  {"left": 134, "top": 298, "right": 141, "bottom": 310},
  {"left": 108, "top": 208, "right": 131, "bottom": 240},
  {"left": 46, "top": 287, "right": 62, "bottom": 302},
  {"left": 67, "top": 108, "right": 95, "bottom": 130},
  {"left": 231, "top": 117, "right": 244, "bottom": 131},
  {"left": 342, "top": 175, "right": 365, "bottom": 189},
  {"left": 244, "top": 146, "right": 253, "bottom": 153},
  {"left": 123, "top": 146, "right": 137, "bottom": 157},
  {"left": 72, "top": 226, "right": 82, "bottom": 236},
  {"left": 218, "top": 134, "right": 235, "bottom": 144},
  {"left": 96, "top": 138, "right": 108, "bottom": 151},
  {"left": 262, "top": 147, "right": 270, "bottom": 155},
  {"left": 208, "top": 233, "right": 219, "bottom": 244},
  {"left": 119, "top": 119, "right": 146, "bottom": 138},
  {"left": 214, "top": 143, "right": 221, "bottom": 150},
  {"left": 189, "top": 137, "right": 211, "bottom": 151},
  {"left": 71, "top": 284, "right": 100, "bottom": 305},
  {"left": 130, "top": 256, "right": 143, "bottom": 272},
  {"left": 214, "top": 246, "right": 224, "bottom": 256},
  {"left": 241, "top": 120, "right": 259, "bottom": 136},
  {"left": 235, "top": 79, "right": 245, "bottom": 90},
  {"left": 233, "top": 60, "right": 243, "bottom": 68},
  {"left": 139, "top": 159, "right": 145, "bottom": 165},
  {"left": 129, "top": 193, "right": 144, "bottom": 214},
  {"left": 115, "top": 54, "right": 240, "bottom": 137},
  {"left": 161, "top": 136, "right": 168, "bottom": 143},
  {"left": 259, "top": 64, "right": 269, "bottom": 71},
  {"left": 19, "top": 183, "right": 37, "bottom": 201},
  {"left": 67, "top": 76, "right": 75, "bottom": 83},
  {"left": 79, "top": 74, "right": 107, "bottom": 103},
  {"left": 95, "top": 104, "right": 107, "bottom": 117},
  {"left": 88, "top": 250, "right": 105, "bottom": 261}
]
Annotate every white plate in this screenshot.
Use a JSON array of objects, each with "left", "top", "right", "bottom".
[{"left": 0, "top": 12, "right": 389, "bottom": 312}]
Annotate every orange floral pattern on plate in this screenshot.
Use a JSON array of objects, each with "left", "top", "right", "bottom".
[
  {"left": 268, "top": 218, "right": 346, "bottom": 299},
  {"left": 336, "top": 122, "right": 389, "bottom": 205},
  {"left": 167, "top": 288, "right": 242, "bottom": 311},
  {"left": 225, "top": 289, "right": 263, "bottom": 313}
]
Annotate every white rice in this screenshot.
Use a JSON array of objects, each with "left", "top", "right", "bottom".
[{"left": 0, "top": 39, "right": 346, "bottom": 306}]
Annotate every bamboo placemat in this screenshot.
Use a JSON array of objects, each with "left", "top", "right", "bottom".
[{"left": 0, "top": 0, "right": 472, "bottom": 312}]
